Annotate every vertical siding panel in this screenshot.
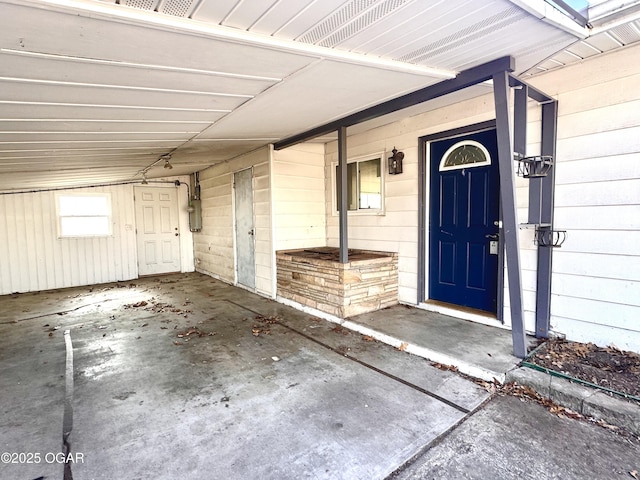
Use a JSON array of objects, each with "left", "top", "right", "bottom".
[
  {"left": 31, "top": 192, "right": 46, "bottom": 290},
  {"left": 0, "top": 182, "right": 179, "bottom": 294},
  {"left": 0, "top": 196, "right": 11, "bottom": 293},
  {"left": 102, "top": 188, "right": 115, "bottom": 280},
  {"left": 125, "top": 184, "right": 138, "bottom": 280},
  {"left": 40, "top": 191, "right": 55, "bottom": 290},
  {"left": 16, "top": 194, "right": 31, "bottom": 292}
]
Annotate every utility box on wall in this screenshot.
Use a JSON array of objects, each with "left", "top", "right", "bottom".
[{"left": 188, "top": 199, "right": 202, "bottom": 232}]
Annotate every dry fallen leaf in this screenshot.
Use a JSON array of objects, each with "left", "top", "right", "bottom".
[
  {"left": 362, "top": 335, "right": 375, "bottom": 342},
  {"left": 629, "top": 470, "right": 638, "bottom": 480},
  {"left": 398, "top": 342, "right": 408, "bottom": 352}
]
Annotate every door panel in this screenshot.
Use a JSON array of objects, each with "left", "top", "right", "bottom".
[
  {"left": 429, "top": 129, "right": 500, "bottom": 313},
  {"left": 234, "top": 168, "right": 256, "bottom": 289},
  {"left": 135, "top": 186, "right": 181, "bottom": 276}
]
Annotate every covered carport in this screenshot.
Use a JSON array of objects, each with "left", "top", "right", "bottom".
[{"left": 0, "top": 272, "right": 490, "bottom": 479}]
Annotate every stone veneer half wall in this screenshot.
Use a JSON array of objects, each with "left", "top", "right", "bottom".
[{"left": 276, "top": 248, "right": 398, "bottom": 318}]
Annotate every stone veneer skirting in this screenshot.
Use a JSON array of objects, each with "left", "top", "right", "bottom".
[{"left": 276, "top": 248, "right": 398, "bottom": 318}]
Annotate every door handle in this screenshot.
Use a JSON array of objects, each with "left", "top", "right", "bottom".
[
  {"left": 175, "top": 233, "right": 180, "bottom": 236},
  {"left": 485, "top": 234, "right": 499, "bottom": 240},
  {"left": 248, "top": 229, "right": 255, "bottom": 236}
]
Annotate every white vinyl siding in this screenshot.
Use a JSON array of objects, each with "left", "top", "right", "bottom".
[
  {"left": 272, "top": 144, "right": 326, "bottom": 250},
  {"left": 321, "top": 43, "right": 639, "bottom": 351},
  {"left": 195, "top": 146, "right": 274, "bottom": 297},
  {"left": 528, "top": 45, "right": 640, "bottom": 351}
]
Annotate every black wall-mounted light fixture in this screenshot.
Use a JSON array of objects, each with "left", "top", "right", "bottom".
[
  {"left": 162, "top": 154, "right": 173, "bottom": 169},
  {"left": 388, "top": 147, "right": 404, "bottom": 175}
]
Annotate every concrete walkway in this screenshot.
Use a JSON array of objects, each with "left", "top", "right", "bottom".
[{"left": 341, "top": 305, "right": 526, "bottom": 382}]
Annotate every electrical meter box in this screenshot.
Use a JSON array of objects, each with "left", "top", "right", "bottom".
[{"left": 189, "top": 199, "right": 202, "bottom": 232}]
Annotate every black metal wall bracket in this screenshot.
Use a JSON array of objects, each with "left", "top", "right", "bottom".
[
  {"left": 514, "top": 153, "right": 554, "bottom": 178},
  {"left": 534, "top": 224, "right": 567, "bottom": 248}
]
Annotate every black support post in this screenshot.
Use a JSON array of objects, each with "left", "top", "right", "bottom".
[
  {"left": 535, "top": 101, "right": 558, "bottom": 337},
  {"left": 493, "top": 71, "right": 527, "bottom": 359},
  {"left": 338, "top": 126, "right": 348, "bottom": 264}
]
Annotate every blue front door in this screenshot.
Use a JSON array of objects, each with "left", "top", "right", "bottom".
[{"left": 428, "top": 129, "right": 500, "bottom": 313}]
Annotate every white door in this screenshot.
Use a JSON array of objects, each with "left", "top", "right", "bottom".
[
  {"left": 234, "top": 168, "right": 256, "bottom": 289},
  {"left": 134, "top": 186, "right": 181, "bottom": 276}
]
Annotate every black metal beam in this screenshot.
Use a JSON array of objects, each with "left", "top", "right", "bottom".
[
  {"left": 508, "top": 75, "right": 554, "bottom": 104},
  {"left": 274, "top": 56, "right": 515, "bottom": 150},
  {"left": 493, "top": 70, "right": 527, "bottom": 359},
  {"left": 535, "top": 101, "right": 558, "bottom": 338},
  {"left": 337, "top": 126, "right": 348, "bottom": 263}
]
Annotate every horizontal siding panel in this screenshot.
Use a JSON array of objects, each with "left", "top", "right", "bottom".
[
  {"left": 385, "top": 195, "right": 418, "bottom": 212},
  {"left": 554, "top": 205, "right": 640, "bottom": 230},
  {"left": 273, "top": 163, "right": 325, "bottom": 177},
  {"left": 274, "top": 188, "right": 325, "bottom": 203},
  {"left": 531, "top": 44, "right": 640, "bottom": 95},
  {"left": 555, "top": 154, "right": 640, "bottom": 185},
  {"left": 557, "top": 99, "right": 640, "bottom": 140},
  {"left": 557, "top": 73, "right": 640, "bottom": 117},
  {"left": 556, "top": 229, "right": 640, "bottom": 256},
  {"left": 273, "top": 176, "right": 325, "bottom": 192},
  {"left": 555, "top": 178, "right": 640, "bottom": 207},
  {"left": 551, "top": 316, "right": 640, "bottom": 351},
  {"left": 553, "top": 251, "right": 640, "bottom": 281},
  {"left": 273, "top": 145, "right": 325, "bottom": 252},
  {"left": 275, "top": 214, "right": 326, "bottom": 228},
  {"left": 551, "top": 273, "right": 639, "bottom": 306},
  {"left": 551, "top": 295, "right": 639, "bottom": 331},
  {"left": 555, "top": 126, "right": 640, "bottom": 161}
]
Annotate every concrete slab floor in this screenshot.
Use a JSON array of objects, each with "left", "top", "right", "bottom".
[{"left": 0, "top": 273, "right": 489, "bottom": 480}]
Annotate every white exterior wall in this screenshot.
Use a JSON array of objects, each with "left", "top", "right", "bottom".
[
  {"left": 325, "top": 94, "right": 500, "bottom": 306},
  {"left": 323, "top": 45, "right": 639, "bottom": 351},
  {"left": 527, "top": 45, "right": 640, "bottom": 352},
  {"left": 0, "top": 177, "right": 194, "bottom": 295},
  {"left": 272, "top": 143, "right": 326, "bottom": 250},
  {"left": 194, "top": 146, "right": 274, "bottom": 297}
]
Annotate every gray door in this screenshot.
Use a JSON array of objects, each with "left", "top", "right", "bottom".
[{"left": 234, "top": 168, "right": 256, "bottom": 289}]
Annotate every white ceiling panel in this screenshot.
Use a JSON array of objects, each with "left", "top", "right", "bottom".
[
  {"left": 0, "top": 131, "right": 195, "bottom": 142},
  {"left": 0, "top": 3, "right": 316, "bottom": 78},
  {"left": 190, "top": 0, "right": 241, "bottom": 24},
  {"left": 248, "top": 0, "right": 317, "bottom": 36},
  {"left": 0, "top": 120, "right": 210, "bottom": 133},
  {"left": 0, "top": 81, "right": 250, "bottom": 111},
  {"left": 1, "top": 0, "right": 638, "bottom": 191},
  {"left": 337, "top": 0, "right": 449, "bottom": 53},
  {"left": 0, "top": 103, "right": 228, "bottom": 122},
  {"left": 0, "top": 52, "right": 278, "bottom": 96},
  {"left": 566, "top": 40, "right": 604, "bottom": 58},
  {"left": 196, "top": 60, "right": 443, "bottom": 139},
  {"left": 220, "top": 0, "right": 284, "bottom": 31},
  {"left": 269, "top": 0, "right": 351, "bottom": 40},
  {"left": 586, "top": 31, "right": 626, "bottom": 50},
  {"left": 0, "top": 140, "right": 183, "bottom": 151}
]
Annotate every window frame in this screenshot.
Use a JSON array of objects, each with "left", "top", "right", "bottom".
[
  {"left": 331, "top": 151, "right": 386, "bottom": 216},
  {"left": 439, "top": 140, "right": 492, "bottom": 172},
  {"left": 56, "top": 192, "right": 113, "bottom": 238}
]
